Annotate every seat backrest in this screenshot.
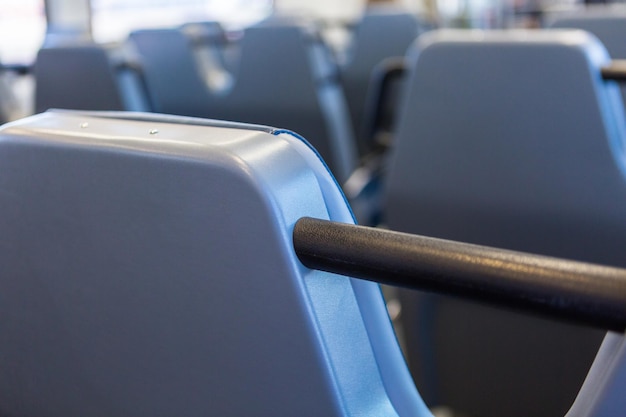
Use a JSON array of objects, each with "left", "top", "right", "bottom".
[
  {"left": 0, "top": 110, "right": 430, "bottom": 417},
  {"left": 35, "top": 43, "right": 151, "bottom": 114},
  {"left": 548, "top": 5, "right": 626, "bottom": 58},
  {"left": 130, "top": 25, "right": 357, "bottom": 183},
  {"left": 129, "top": 29, "right": 216, "bottom": 117},
  {"left": 181, "top": 22, "right": 235, "bottom": 92},
  {"left": 567, "top": 332, "right": 626, "bottom": 417},
  {"left": 0, "top": 66, "right": 25, "bottom": 123},
  {"left": 548, "top": 5, "right": 626, "bottom": 113},
  {"left": 341, "top": 8, "right": 420, "bottom": 153},
  {"left": 384, "top": 29, "right": 626, "bottom": 417},
  {"left": 182, "top": 21, "right": 236, "bottom": 70},
  {"left": 35, "top": 45, "right": 125, "bottom": 113}
]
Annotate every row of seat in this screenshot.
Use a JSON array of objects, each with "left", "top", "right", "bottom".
[
  {"left": 0, "top": 110, "right": 428, "bottom": 417},
  {"left": 0, "top": 109, "right": 624, "bottom": 417},
  {"left": 34, "top": 9, "right": 424, "bottom": 184},
  {"left": 24, "top": 6, "right": 626, "bottom": 417}
]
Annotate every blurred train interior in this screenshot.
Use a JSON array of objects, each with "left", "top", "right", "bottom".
[{"left": 2, "top": 0, "right": 626, "bottom": 416}]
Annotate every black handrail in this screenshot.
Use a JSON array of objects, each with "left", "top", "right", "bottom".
[
  {"left": 293, "top": 217, "right": 626, "bottom": 332},
  {"left": 361, "top": 57, "right": 407, "bottom": 150},
  {"left": 601, "top": 60, "right": 626, "bottom": 82},
  {"left": 0, "top": 63, "right": 32, "bottom": 75}
]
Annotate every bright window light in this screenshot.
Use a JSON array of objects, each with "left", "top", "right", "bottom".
[
  {"left": 0, "top": 0, "right": 46, "bottom": 64},
  {"left": 92, "top": 0, "right": 273, "bottom": 43}
]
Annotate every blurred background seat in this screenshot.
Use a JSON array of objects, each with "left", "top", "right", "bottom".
[
  {"left": 34, "top": 42, "right": 151, "bottom": 113},
  {"left": 131, "top": 21, "right": 358, "bottom": 183},
  {"left": 384, "top": 29, "right": 626, "bottom": 417},
  {"left": 547, "top": 5, "right": 626, "bottom": 115},
  {"left": 340, "top": 7, "right": 422, "bottom": 156}
]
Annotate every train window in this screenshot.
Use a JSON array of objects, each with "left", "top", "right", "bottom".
[
  {"left": 0, "top": 0, "right": 45, "bottom": 64},
  {"left": 91, "top": 0, "right": 273, "bottom": 43}
]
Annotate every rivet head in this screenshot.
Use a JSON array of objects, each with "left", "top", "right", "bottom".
[{"left": 149, "top": 129, "right": 159, "bottom": 135}]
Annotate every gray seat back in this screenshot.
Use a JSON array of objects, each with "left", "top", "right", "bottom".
[
  {"left": 218, "top": 23, "right": 357, "bottom": 183},
  {"left": 129, "top": 29, "right": 215, "bottom": 117},
  {"left": 130, "top": 25, "right": 357, "bottom": 183},
  {"left": 548, "top": 5, "right": 626, "bottom": 113},
  {"left": 35, "top": 43, "right": 151, "bottom": 113},
  {"left": 548, "top": 6, "right": 626, "bottom": 58},
  {"left": 35, "top": 45, "right": 124, "bottom": 112},
  {"left": 384, "top": 29, "right": 626, "bottom": 417},
  {"left": 0, "top": 110, "right": 430, "bottom": 417},
  {"left": 341, "top": 9, "right": 420, "bottom": 154}
]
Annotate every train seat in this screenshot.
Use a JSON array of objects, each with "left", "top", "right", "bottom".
[
  {"left": 340, "top": 8, "right": 421, "bottom": 155},
  {"left": 0, "top": 110, "right": 429, "bottom": 417},
  {"left": 128, "top": 29, "right": 216, "bottom": 117},
  {"left": 384, "top": 29, "right": 626, "bottom": 417},
  {"left": 130, "top": 23, "right": 357, "bottom": 183},
  {"left": 181, "top": 22, "right": 236, "bottom": 91},
  {"left": 34, "top": 43, "right": 151, "bottom": 113},
  {"left": 548, "top": 5, "right": 626, "bottom": 113},
  {"left": 547, "top": 5, "right": 626, "bottom": 58}
]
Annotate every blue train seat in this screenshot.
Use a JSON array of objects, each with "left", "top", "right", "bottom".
[
  {"left": 130, "top": 22, "right": 357, "bottom": 183},
  {"left": 548, "top": 5, "right": 626, "bottom": 114},
  {"left": 567, "top": 332, "right": 626, "bottom": 417},
  {"left": 34, "top": 43, "right": 151, "bottom": 113},
  {"left": 128, "top": 29, "right": 215, "bottom": 116},
  {"left": 384, "top": 29, "right": 626, "bottom": 417},
  {"left": 181, "top": 22, "right": 236, "bottom": 92},
  {"left": 340, "top": 8, "right": 421, "bottom": 155},
  {"left": 0, "top": 110, "right": 429, "bottom": 417}
]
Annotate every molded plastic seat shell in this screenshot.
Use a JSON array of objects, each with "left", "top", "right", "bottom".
[
  {"left": 130, "top": 23, "right": 357, "bottom": 183},
  {"left": 35, "top": 45, "right": 124, "bottom": 112},
  {"left": 567, "top": 332, "right": 626, "bottom": 417},
  {"left": 385, "top": 29, "right": 626, "bottom": 417},
  {"left": 0, "top": 110, "right": 428, "bottom": 417}
]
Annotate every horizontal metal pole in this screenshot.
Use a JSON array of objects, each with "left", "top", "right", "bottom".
[
  {"left": 601, "top": 60, "right": 626, "bottom": 82},
  {"left": 0, "top": 63, "right": 31, "bottom": 75},
  {"left": 293, "top": 217, "right": 626, "bottom": 332}
]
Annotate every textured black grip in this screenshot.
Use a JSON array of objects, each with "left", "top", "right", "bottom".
[
  {"left": 293, "top": 217, "right": 626, "bottom": 332},
  {"left": 602, "top": 60, "right": 626, "bottom": 82}
]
